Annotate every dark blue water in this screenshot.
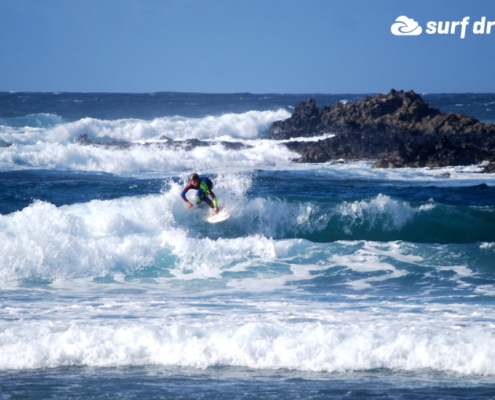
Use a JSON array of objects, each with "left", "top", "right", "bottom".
[
  {"left": 3, "top": 366, "right": 495, "bottom": 399},
  {"left": 1, "top": 91, "right": 493, "bottom": 121}
]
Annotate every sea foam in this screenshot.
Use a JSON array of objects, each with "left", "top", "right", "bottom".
[
  {"left": 1, "top": 303, "right": 495, "bottom": 374},
  {"left": 0, "top": 109, "right": 297, "bottom": 174},
  {"left": 1, "top": 176, "right": 493, "bottom": 284},
  {"left": 0, "top": 109, "right": 290, "bottom": 145}
]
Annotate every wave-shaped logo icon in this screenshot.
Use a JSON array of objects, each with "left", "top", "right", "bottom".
[{"left": 391, "top": 16, "right": 422, "bottom": 36}]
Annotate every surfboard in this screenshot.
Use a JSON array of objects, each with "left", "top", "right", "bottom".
[{"left": 205, "top": 210, "right": 230, "bottom": 223}]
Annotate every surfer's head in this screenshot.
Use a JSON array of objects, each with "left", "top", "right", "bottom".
[{"left": 189, "top": 173, "right": 200, "bottom": 187}]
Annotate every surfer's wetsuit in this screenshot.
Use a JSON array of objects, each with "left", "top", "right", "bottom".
[{"left": 181, "top": 176, "right": 218, "bottom": 208}]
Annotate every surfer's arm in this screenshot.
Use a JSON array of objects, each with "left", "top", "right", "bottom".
[{"left": 181, "top": 184, "right": 194, "bottom": 209}]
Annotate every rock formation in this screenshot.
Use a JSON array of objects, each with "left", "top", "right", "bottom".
[
  {"left": 75, "top": 134, "right": 251, "bottom": 152},
  {"left": 268, "top": 90, "right": 495, "bottom": 171}
]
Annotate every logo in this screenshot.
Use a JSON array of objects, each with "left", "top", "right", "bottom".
[
  {"left": 391, "top": 16, "right": 422, "bottom": 36},
  {"left": 391, "top": 15, "right": 495, "bottom": 38}
]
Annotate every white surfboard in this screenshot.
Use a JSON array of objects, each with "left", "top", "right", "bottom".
[{"left": 205, "top": 210, "right": 230, "bottom": 223}]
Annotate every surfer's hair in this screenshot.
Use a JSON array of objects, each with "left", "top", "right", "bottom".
[{"left": 189, "top": 173, "right": 200, "bottom": 182}]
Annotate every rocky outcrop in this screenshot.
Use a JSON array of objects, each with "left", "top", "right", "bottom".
[
  {"left": 75, "top": 134, "right": 131, "bottom": 149},
  {"left": 269, "top": 90, "right": 495, "bottom": 169},
  {"left": 75, "top": 134, "right": 251, "bottom": 151}
]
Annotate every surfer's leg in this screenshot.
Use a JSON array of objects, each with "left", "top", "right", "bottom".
[
  {"left": 203, "top": 197, "right": 213, "bottom": 208},
  {"left": 195, "top": 190, "right": 207, "bottom": 205}
]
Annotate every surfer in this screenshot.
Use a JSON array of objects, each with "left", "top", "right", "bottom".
[{"left": 181, "top": 173, "right": 220, "bottom": 214}]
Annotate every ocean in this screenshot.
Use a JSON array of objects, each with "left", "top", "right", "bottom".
[{"left": 1, "top": 91, "right": 495, "bottom": 399}]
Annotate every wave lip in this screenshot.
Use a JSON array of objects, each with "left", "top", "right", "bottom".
[
  {"left": 319, "top": 195, "right": 495, "bottom": 244},
  {"left": 234, "top": 193, "right": 495, "bottom": 244},
  {"left": 338, "top": 194, "right": 422, "bottom": 233},
  {"left": 0, "top": 113, "right": 65, "bottom": 128}
]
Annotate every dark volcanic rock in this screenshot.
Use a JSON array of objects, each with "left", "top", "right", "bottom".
[
  {"left": 75, "top": 134, "right": 252, "bottom": 152},
  {"left": 269, "top": 99, "right": 321, "bottom": 139},
  {"left": 75, "top": 134, "right": 131, "bottom": 149},
  {"left": 270, "top": 90, "right": 495, "bottom": 169},
  {"left": 482, "top": 162, "right": 495, "bottom": 173}
]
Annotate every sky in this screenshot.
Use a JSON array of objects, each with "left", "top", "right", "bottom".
[{"left": 1, "top": 0, "right": 494, "bottom": 94}]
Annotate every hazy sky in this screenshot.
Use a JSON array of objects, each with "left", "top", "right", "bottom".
[{"left": 1, "top": 0, "right": 494, "bottom": 93}]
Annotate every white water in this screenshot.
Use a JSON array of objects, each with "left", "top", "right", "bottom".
[
  {"left": 1, "top": 174, "right": 494, "bottom": 374},
  {"left": 0, "top": 169, "right": 483, "bottom": 283},
  {"left": 2, "top": 287, "right": 495, "bottom": 374},
  {"left": 0, "top": 110, "right": 290, "bottom": 144},
  {"left": 0, "top": 110, "right": 309, "bottom": 173}
]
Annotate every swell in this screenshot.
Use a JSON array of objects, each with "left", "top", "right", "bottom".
[
  {"left": 0, "top": 113, "right": 66, "bottom": 128},
  {"left": 0, "top": 174, "right": 493, "bottom": 283},
  {"left": 308, "top": 198, "right": 495, "bottom": 244},
  {"left": 220, "top": 194, "right": 495, "bottom": 244}
]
